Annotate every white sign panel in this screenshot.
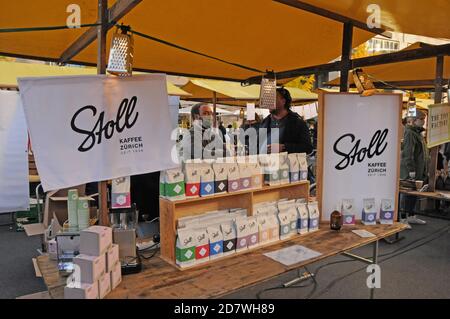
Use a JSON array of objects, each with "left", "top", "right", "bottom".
[
  {"left": 19, "top": 74, "right": 177, "bottom": 191},
  {"left": 0, "top": 91, "right": 29, "bottom": 213},
  {"left": 320, "top": 93, "right": 401, "bottom": 221},
  {"left": 427, "top": 103, "right": 450, "bottom": 148}
]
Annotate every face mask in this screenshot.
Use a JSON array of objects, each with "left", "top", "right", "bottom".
[{"left": 202, "top": 115, "right": 213, "bottom": 128}]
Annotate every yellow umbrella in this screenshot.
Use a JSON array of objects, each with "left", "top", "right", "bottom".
[
  {"left": 0, "top": 60, "right": 191, "bottom": 96},
  {"left": 0, "top": 0, "right": 375, "bottom": 80}
]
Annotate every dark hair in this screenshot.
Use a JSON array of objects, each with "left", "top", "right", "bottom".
[
  {"left": 191, "top": 103, "right": 203, "bottom": 119},
  {"left": 276, "top": 87, "right": 292, "bottom": 109}
]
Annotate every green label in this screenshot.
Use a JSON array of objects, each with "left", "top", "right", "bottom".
[
  {"left": 176, "top": 246, "right": 195, "bottom": 262},
  {"left": 166, "top": 182, "right": 185, "bottom": 197},
  {"left": 159, "top": 182, "right": 165, "bottom": 196}
]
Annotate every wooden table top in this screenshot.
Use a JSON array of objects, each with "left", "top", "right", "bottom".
[
  {"left": 400, "top": 188, "right": 450, "bottom": 201},
  {"left": 37, "top": 222, "right": 406, "bottom": 299}
]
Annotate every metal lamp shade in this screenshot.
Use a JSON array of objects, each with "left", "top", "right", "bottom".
[
  {"left": 259, "top": 76, "right": 277, "bottom": 110},
  {"left": 107, "top": 30, "right": 134, "bottom": 76}
]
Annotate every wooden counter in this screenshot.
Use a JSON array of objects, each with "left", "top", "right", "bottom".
[{"left": 37, "top": 222, "right": 406, "bottom": 299}]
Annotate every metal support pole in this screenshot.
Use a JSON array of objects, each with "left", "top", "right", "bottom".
[
  {"left": 342, "top": 252, "right": 373, "bottom": 264},
  {"left": 428, "top": 55, "right": 445, "bottom": 193},
  {"left": 340, "top": 22, "right": 353, "bottom": 92},
  {"left": 97, "top": 0, "right": 110, "bottom": 226}
]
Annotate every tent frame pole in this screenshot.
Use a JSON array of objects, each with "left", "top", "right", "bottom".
[{"left": 97, "top": 0, "right": 109, "bottom": 226}]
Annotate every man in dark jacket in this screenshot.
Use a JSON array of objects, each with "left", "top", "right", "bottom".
[
  {"left": 258, "top": 87, "right": 313, "bottom": 154},
  {"left": 400, "top": 109, "right": 428, "bottom": 227}
]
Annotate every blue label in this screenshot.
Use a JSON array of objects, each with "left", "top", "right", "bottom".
[
  {"left": 209, "top": 241, "right": 223, "bottom": 255},
  {"left": 200, "top": 181, "right": 215, "bottom": 196},
  {"left": 290, "top": 172, "right": 299, "bottom": 182}
]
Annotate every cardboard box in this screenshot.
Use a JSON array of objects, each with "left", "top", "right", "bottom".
[
  {"left": 213, "top": 162, "right": 228, "bottom": 194},
  {"left": 184, "top": 160, "right": 201, "bottom": 198},
  {"left": 380, "top": 199, "right": 394, "bottom": 224},
  {"left": 194, "top": 228, "right": 210, "bottom": 264},
  {"left": 98, "top": 271, "right": 111, "bottom": 299},
  {"left": 73, "top": 254, "right": 106, "bottom": 284},
  {"left": 207, "top": 225, "right": 223, "bottom": 260},
  {"left": 106, "top": 244, "right": 119, "bottom": 272},
  {"left": 80, "top": 226, "right": 112, "bottom": 256},
  {"left": 221, "top": 221, "right": 237, "bottom": 256},
  {"left": 64, "top": 282, "right": 99, "bottom": 299},
  {"left": 308, "top": 201, "right": 320, "bottom": 231},
  {"left": 110, "top": 261, "right": 122, "bottom": 290},
  {"left": 199, "top": 163, "right": 215, "bottom": 197},
  {"left": 362, "top": 198, "right": 377, "bottom": 225},
  {"left": 175, "top": 228, "right": 196, "bottom": 268}
]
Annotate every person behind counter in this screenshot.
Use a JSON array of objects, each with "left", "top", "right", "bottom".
[
  {"left": 181, "top": 103, "right": 226, "bottom": 160},
  {"left": 258, "top": 87, "right": 313, "bottom": 154}
]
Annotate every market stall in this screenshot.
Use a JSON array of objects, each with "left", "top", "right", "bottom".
[{"left": 1, "top": 0, "right": 448, "bottom": 301}]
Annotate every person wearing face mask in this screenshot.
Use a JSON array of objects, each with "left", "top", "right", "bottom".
[
  {"left": 258, "top": 87, "right": 313, "bottom": 154},
  {"left": 181, "top": 103, "right": 225, "bottom": 159},
  {"left": 400, "top": 109, "right": 428, "bottom": 228}
]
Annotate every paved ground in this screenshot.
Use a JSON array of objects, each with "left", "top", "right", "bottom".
[{"left": 0, "top": 214, "right": 449, "bottom": 299}]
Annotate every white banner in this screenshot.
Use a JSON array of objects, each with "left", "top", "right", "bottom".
[
  {"left": 19, "top": 74, "right": 177, "bottom": 191},
  {"left": 320, "top": 93, "right": 401, "bottom": 221},
  {"left": 427, "top": 103, "right": 450, "bottom": 148},
  {"left": 0, "top": 91, "right": 29, "bottom": 213}
]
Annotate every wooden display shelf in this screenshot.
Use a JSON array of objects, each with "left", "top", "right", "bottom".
[{"left": 159, "top": 181, "right": 310, "bottom": 269}]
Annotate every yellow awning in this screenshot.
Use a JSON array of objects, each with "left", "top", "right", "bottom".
[
  {"left": 0, "top": 0, "right": 375, "bottom": 81},
  {"left": 326, "top": 43, "right": 450, "bottom": 88},
  {"left": 0, "top": 60, "right": 191, "bottom": 96},
  {"left": 182, "top": 78, "right": 318, "bottom": 105},
  {"left": 298, "top": 0, "right": 450, "bottom": 39}
]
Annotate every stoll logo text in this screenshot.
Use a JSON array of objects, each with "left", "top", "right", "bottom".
[
  {"left": 70, "top": 96, "right": 139, "bottom": 152},
  {"left": 333, "top": 129, "right": 388, "bottom": 170}
]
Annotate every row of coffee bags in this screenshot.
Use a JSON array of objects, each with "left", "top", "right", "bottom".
[
  {"left": 160, "top": 153, "right": 309, "bottom": 201},
  {"left": 340, "top": 198, "right": 395, "bottom": 225},
  {"left": 174, "top": 199, "right": 320, "bottom": 268}
]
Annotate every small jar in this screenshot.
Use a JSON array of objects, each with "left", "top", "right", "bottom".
[{"left": 330, "top": 208, "right": 343, "bottom": 231}]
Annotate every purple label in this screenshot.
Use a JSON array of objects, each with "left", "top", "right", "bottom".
[
  {"left": 363, "top": 212, "right": 377, "bottom": 222},
  {"left": 236, "top": 236, "right": 249, "bottom": 249},
  {"left": 228, "top": 179, "right": 241, "bottom": 192},
  {"left": 248, "top": 232, "right": 259, "bottom": 247},
  {"left": 240, "top": 177, "right": 252, "bottom": 189},
  {"left": 381, "top": 210, "right": 394, "bottom": 220},
  {"left": 343, "top": 215, "right": 355, "bottom": 225}
]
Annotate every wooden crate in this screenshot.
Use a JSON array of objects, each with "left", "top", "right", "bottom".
[{"left": 159, "top": 181, "right": 310, "bottom": 269}]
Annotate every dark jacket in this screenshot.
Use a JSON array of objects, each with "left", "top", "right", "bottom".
[
  {"left": 400, "top": 125, "right": 428, "bottom": 181},
  {"left": 259, "top": 110, "right": 313, "bottom": 154}
]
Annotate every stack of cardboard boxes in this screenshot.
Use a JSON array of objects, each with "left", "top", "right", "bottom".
[{"left": 64, "top": 226, "right": 122, "bottom": 299}]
